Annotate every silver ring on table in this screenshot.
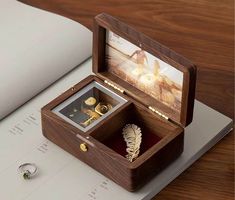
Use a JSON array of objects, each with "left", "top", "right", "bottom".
[{"left": 18, "top": 163, "right": 38, "bottom": 180}]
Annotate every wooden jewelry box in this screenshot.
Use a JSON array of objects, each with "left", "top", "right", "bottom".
[{"left": 41, "top": 13, "right": 197, "bottom": 191}]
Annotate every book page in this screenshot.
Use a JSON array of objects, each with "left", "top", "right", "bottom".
[
  {"left": 0, "top": 58, "right": 232, "bottom": 200},
  {"left": 0, "top": 0, "right": 92, "bottom": 120}
]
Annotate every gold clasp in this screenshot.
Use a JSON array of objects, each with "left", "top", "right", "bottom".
[{"left": 80, "top": 143, "right": 88, "bottom": 152}]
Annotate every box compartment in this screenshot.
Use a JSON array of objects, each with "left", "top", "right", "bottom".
[
  {"left": 88, "top": 100, "right": 184, "bottom": 190},
  {"left": 52, "top": 78, "right": 128, "bottom": 133},
  {"left": 91, "top": 102, "right": 169, "bottom": 158}
]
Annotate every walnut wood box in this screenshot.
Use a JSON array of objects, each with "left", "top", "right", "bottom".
[{"left": 41, "top": 13, "right": 197, "bottom": 191}]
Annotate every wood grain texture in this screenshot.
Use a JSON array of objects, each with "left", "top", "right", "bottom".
[
  {"left": 93, "top": 13, "right": 197, "bottom": 127},
  {"left": 20, "top": 0, "right": 234, "bottom": 199},
  {"left": 41, "top": 75, "right": 184, "bottom": 191}
]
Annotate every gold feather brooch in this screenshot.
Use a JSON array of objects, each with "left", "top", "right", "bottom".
[{"left": 122, "top": 124, "right": 142, "bottom": 162}]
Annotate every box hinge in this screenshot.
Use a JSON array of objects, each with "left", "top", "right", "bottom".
[
  {"left": 104, "top": 80, "right": 124, "bottom": 93},
  {"left": 148, "top": 106, "right": 169, "bottom": 120}
]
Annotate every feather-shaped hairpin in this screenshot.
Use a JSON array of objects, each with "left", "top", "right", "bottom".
[{"left": 122, "top": 124, "right": 142, "bottom": 162}]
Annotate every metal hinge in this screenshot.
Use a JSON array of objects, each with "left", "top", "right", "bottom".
[
  {"left": 104, "top": 80, "right": 124, "bottom": 93},
  {"left": 148, "top": 106, "right": 169, "bottom": 120}
]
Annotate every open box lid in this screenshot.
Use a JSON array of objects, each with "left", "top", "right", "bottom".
[{"left": 93, "top": 13, "right": 197, "bottom": 127}]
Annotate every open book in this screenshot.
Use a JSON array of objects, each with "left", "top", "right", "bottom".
[
  {"left": 0, "top": 1, "right": 233, "bottom": 200},
  {"left": 0, "top": 0, "right": 92, "bottom": 120}
]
